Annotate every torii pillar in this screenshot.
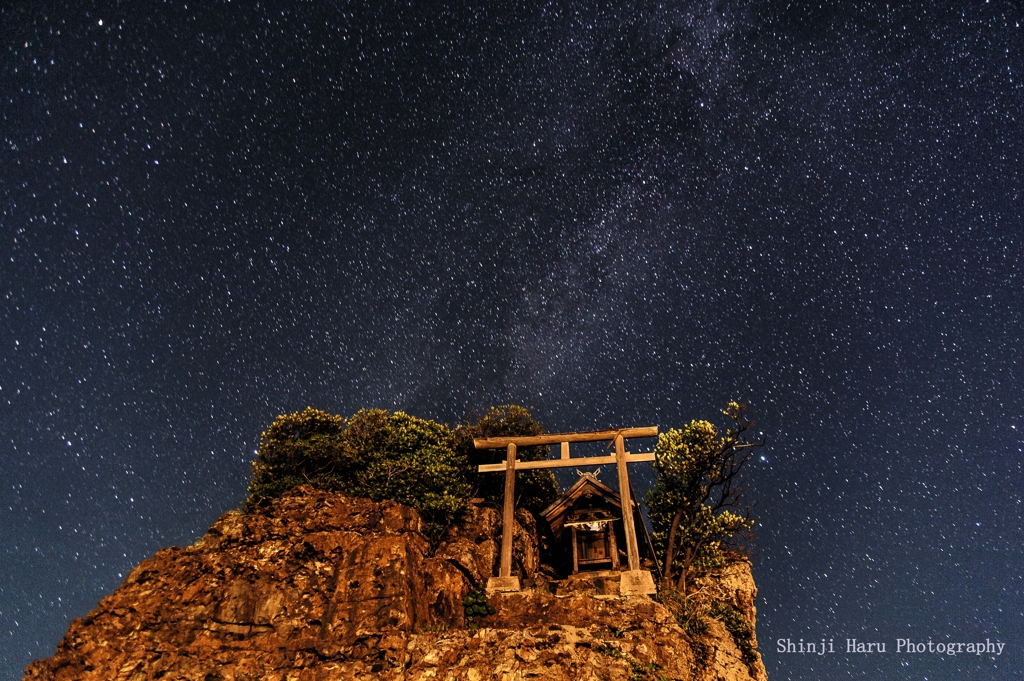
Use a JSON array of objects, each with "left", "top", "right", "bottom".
[{"left": 474, "top": 427, "right": 659, "bottom": 595}]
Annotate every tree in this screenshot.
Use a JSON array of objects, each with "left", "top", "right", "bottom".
[
  {"left": 245, "top": 407, "right": 351, "bottom": 503},
  {"left": 246, "top": 407, "right": 471, "bottom": 535},
  {"left": 645, "top": 402, "right": 761, "bottom": 595},
  {"left": 341, "top": 409, "right": 471, "bottom": 532},
  {"left": 454, "top": 405, "right": 561, "bottom": 516}
]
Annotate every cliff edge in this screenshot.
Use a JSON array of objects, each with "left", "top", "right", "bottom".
[{"left": 25, "top": 486, "right": 767, "bottom": 681}]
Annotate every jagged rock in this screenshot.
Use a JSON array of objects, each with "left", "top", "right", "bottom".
[{"left": 24, "top": 486, "right": 766, "bottom": 681}]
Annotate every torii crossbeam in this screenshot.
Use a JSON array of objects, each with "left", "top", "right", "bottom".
[{"left": 474, "top": 426, "right": 659, "bottom": 595}]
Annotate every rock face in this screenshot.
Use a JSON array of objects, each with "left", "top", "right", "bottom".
[{"left": 24, "top": 486, "right": 766, "bottom": 681}]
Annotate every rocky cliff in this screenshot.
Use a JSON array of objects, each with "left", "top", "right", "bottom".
[{"left": 25, "top": 486, "right": 767, "bottom": 681}]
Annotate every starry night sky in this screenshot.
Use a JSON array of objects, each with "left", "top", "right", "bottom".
[{"left": 3, "top": 1, "right": 1022, "bottom": 679}]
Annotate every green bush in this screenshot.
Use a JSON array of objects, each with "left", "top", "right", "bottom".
[
  {"left": 246, "top": 407, "right": 471, "bottom": 535},
  {"left": 645, "top": 403, "right": 757, "bottom": 594},
  {"left": 454, "top": 405, "right": 560, "bottom": 515},
  {"left": 657, "top": 588, "right": 709, "bottom": 635},
  {"left": 710, "top": 601, "right": 758, "bottom": 665},
  {"left": 462, "top": 588, "right": 495, "bottom": 628},
  {"left": 246, "top": 407, "right": 349, "bottom": 500}
]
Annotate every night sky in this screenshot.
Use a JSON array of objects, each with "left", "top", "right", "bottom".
[{"left": 3, "top": 2, "right": 1022, "bottom": 679}]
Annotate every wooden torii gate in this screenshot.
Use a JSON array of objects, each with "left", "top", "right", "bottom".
[{"left": 475, "top": 426, "right": 659, "bottom": 595}]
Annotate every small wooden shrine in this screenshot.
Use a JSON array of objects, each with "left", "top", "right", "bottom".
[
  {"left": 545, "top": 473, "right": 622, "bottom": 573},
  {"left": 541, "top": 472, "right": 655, "bottom": 576}
]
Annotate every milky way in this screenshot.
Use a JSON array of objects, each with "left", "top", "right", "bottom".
[{"left": 3, "top": 2, "right": 1022, "bottom": 679}]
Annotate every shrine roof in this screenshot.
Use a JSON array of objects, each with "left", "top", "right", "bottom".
[{"left": 541, "top": 473, "right": 622, "bottom": 523}]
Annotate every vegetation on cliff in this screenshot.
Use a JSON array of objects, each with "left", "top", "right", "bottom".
[
  {"left": 246, "top": 404, "right": 559, "bottom": 534},
  {"left": 246, "top": 407, "right": 469, "bottom": 534},
  {"left": 645, "top": 402, "right": 759, "bottom": 595},
  {"left": 644, "top": 402, "right": 762, "bottom": 677},
  {"left": 454, "top": 404, "right": 560, "bottom": 515}
]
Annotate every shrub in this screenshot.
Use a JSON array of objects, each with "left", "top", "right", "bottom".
[
  {"left": 462, "top": 588, "right": 495, "bottom": 628},
  {"left": 246, "top": 407, "right": 471, "bottom": 535},
  {"left": 454, "top": 405, "right": 560, "bottom": 515},
  {"left": 709, "top": 602, "right": 758, "bottom": 665},
  {"left": 645, "top": 402, "right": 758, "bottom": 594},
  {"left": 246, "top": 407, "right": 350, "bottom": 502}
]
